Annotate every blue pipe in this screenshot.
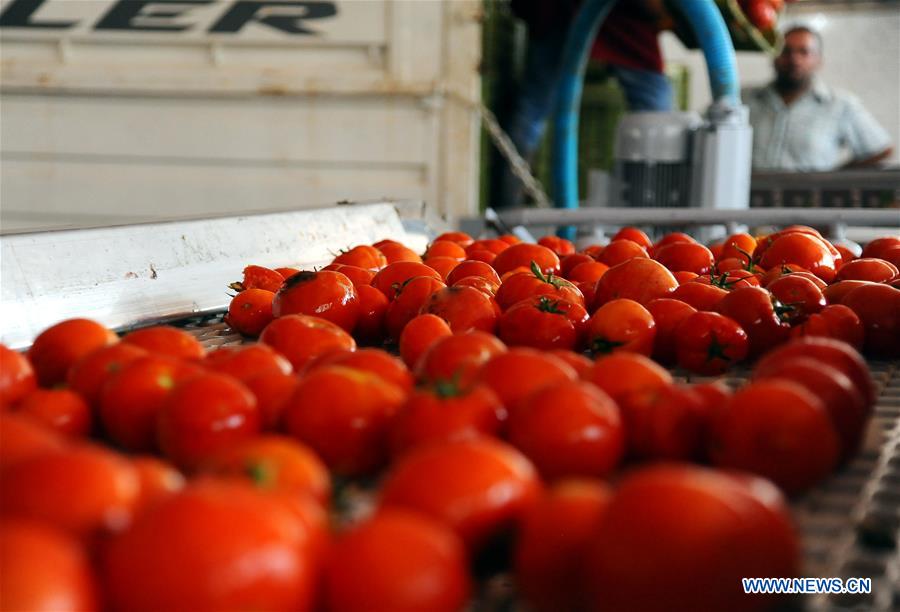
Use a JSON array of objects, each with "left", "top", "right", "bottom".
[{"left": 551, "top": 0, "right": 739, "bottom": 239}]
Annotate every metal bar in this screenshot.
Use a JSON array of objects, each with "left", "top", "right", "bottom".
[{"left": 496, "top": 206, "right": 900, "bottom": 228}]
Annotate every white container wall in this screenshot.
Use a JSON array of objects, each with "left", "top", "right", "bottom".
[{"left": 0, "top": 0, "right": 482, "bottom": 232}]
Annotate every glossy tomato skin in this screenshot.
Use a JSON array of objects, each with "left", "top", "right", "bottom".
[
  {"left": 476, "top": 349, "right": 577, "bottom": 413},
  {"left": 766, "top": 274, "right": 826, "bottom": 323},
  {"left": 753, "top": 357, "right": 868, "bottom": 463},
  {"left": 282, "top": 366, "right": 406, "bottom": 477},
  {"left": 717, "top": 286, "right": 791, "bottom": 358},
  {"left": 548, "top": 350, "right": 593, "bottom": 379},
  {"left": 325, "top": 509, "right": 471, "bottom": 612},
  {"left": 0, "top": 519, "right": 99, "bottom": 612},
  {"left": 205, "top": 344, "right": 292, "bottom": 382},
  {"left": 0, "top": 413, "right": 65, "bottom": 471},
  {"left": 861, "top": 236, "right": 900, "bottom": 260},
  {"left": 102, "top": 480, "right": 320, "bottom": 612},
  {"left": 559, "top": 253, "right": 595, "bottom": 277},
  {"left": 322, "top": 263, "right": 375, "bottom": 288},
  {"left": 244, "top": 371, "right": 299, "bottom": 431},
  {"left": 645, "top": 298, "right": 697, "bottom": 365},
  {"left": 384, "top": 276, "right": 447, "bottom": 341},
  {"left": 0, "top": 345, "right": 36, "bottom": 407},
  {"left": 790, "top": 304, "right": 864, "bottom": 350},
  {"left": 272, "top": 270, "right": 360, "bottom": 333},
  {"left": 566, "top": 261, "right": 609, "bottom": 284},
  {"left": 495, "top": 267, "right": 584, "bottom": 310},
  {"left": 371, "top": 262, "right": 442, "bottom": 300},
  {"left": 157, "top": 373, "right": 261, "bottom": 471},
  {"left": 585, "top": 465, "right": 799, "bottom": 612},
  {"left": 1, "top": 444, "right": 140, "bottom": 536},
  {"left": 423, "top": 256, "right": 461, "bottom": 282},
  {"left": 841, "top": 283, "right": 900, "bottom": 358},
  {"left": 589, "top": 353, "right": 672, "bottom": 404},
  {"left": 446, "top": 260, "right": 502, "bottom": 286},
  {"left": 491, "top": 243, "right": 560, "bottom": 277},
  {"left": 834, "top": 257, "right": 898, "bottom": 283},
  {"left": 612, "top": 226, "right": 652, "bottom": 248},
  {"left": 598, "top": 240, "right": 648, "bottom": 267},
  {"left": 354, "top": 284, "right": 389, "bottom": 346},
  {"left": 497, "top": 296, "right": 588, "bottom": 351},
  {"left": 131, "top": 456, "right": 185, "bottom": 516},
  {"left": 13, "top": 389, "right": 93, "bottom": 438},
  {"left": 306, "top": 348, "right": 413, "bottom": 392},
  {"left": 122, "top": 326, "right": 204, "bottom": 361},
  {"left": 507, "top": 381, "right": 624, "bottom": 480},
  {"left": 670, "top": 282, "right": 728, "bottom": 311},
  {"left": 99, "top": 355, "right": 200, "bottom": 452},
  {"left": 236, "top": 265, "right": 285, "bottom": 293},
  {"left": 719, "top": 232, "right": 758, "bottom": 262},
  {"left": 259, "top": 314, "right": 356, "bottom": 372},
  {"left": 398, "top": 314, "right": 453, "bottom": 370},
  {"left": 593, "top": 258, "right": 678, "bottom": 307},
  {"left": 415, "top": 331, "right": 507, "bottom": 389},
  {"left": 67, "top": 343, "right": 148, "bottom": 409},
  {"left": 649, "top": 231, "right": 697, "bottom": 257},
  {"left": 515, "top": 481, "right": 612, "bottom": 612},
  {"left": 537, "top": 235, "right": 576, "bottom": 256},
  {"left": 379, "top": 438, "right": 541, "bottom": 552},
  {"left": 586, "top": 299, "right": 656, "bottom": 356},
  {"left": 616, "top": 383, "right": 709, "bottom": 460},
  {"left": 425, "top": 240, "right": 467, "bottom": 261},
  {"left": 675, "top": 311, "right": 749, "bottom": 375},
  {"left": 435, "top": 231, "right": 474, "bottom": 247},
  {"left": 421, "top": 285, "right": 501, "bottom": 334},
  {"left": 332, "top": 244, "right": 388, "bottom": 270},
  {"left": 757, "top": 232, "right": 837, "bottom": 282},
  {"left": 710, "top": 380, "right": 841, "bottom": 494},
  {"left": 653, "top": 242, "right": 714, "bottom": 275},
  {"left": 377, "top": 241, "right": 423, "bottom": 264},
  {"left": 28, "top": 318, "right": 118, "bottom": 387},
  {"left": 199, "top": 436, "right": 331, "bottom": 506},
  {"left": 226, "top": 288, "right": 275, "bottom": 336}
]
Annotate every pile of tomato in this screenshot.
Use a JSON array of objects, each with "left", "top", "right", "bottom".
[{"left": 1, "top": 226, "right": 898, "bottom": 612}]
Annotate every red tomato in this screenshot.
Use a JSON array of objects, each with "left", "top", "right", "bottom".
[
  {"left": 589, "top": 352, "right": 672, "bottom": 404},
  {"left": 757, "top": 232, "right": 837, "bottom": 282},
  {"left": 860, "top": 236, "right": 900, "bottom": 260},
  {"left": 496, "top": 262, "right": 585, "bottom": 311},
  {"left": 559, "top": 253, "right": 595, "bottom": 277},
  {"left": 131, "top": 456, "right": 185, "bottom": 515},
  {"left": 99, "top": 355, "right": 200, "bottom": 452},
  {"left": 753, "top": 357, "right": 868, "bottom": 462},
  {"left": 415, "top": 331, "right": 507, "bottom": 388},
  {"left": 616, "top": 383, "right": 708, "bottom": 460},
  {"left": 332, "top": 244, "right": 388, "bottom": 270},
  {"left": 597, "top": 239, "right": 649, "bottom": 267},
  {"left": 586, "top": 465, "right": 799, "bottom": 612},
  {"left": 0, "top": 520, "right": 99, "bottom": 612},
  {"left": 275, "top": 267, "right": 300, "bottom": 280},
  {"left": 646, "top": 298, "right": 697, "bottom": 364},
  {"left": 102, "top": 480, "right": 320, "bottom": 612},
  {"left": 670, "top": 281, "right": 728, "bottom": 311},
  {"left": 841, "top": 283, "right": 900, "bottom": 357},
  {"left": 537, "top": 235, "right": 576, "bottom": 256},
  {"left": 421, "top": 285, "right": 501, "bottom": 334},
  {"left": 0, "top": 345, "right": 36, "bottom": 407},
  {"left": 122, "top": 326, "right": 204, "bottom": 361},
  {"left": 548, "top": 349, "right": 593, "bottom": 379},
  {"left": 1, "top": 444, "right": 140, "bottom": 536},
  {"left": 507, "top": 381, "right": 624, "bottom": 480},
  {"left": 271, "top": 270, "right": 360, "bottom": 333},
  {"left": 305, "top": 347, "right": 413, "bottom": 393},
  {"left": 434, "top": 231, "right": 474, "bottom": 247},
  {"left": 354, "top": 284, "right": 389, "bottom": 345},
  {"left": 466, "top": 238, "right": 510, "bottom": 257},
  {"left": 476, "top": 349, "right": 577, "bottom": 412},
  {"left": 325, "top": 509, "right": 471, "bottom": 612},
  {"left": 322, "top": 263, "right": 375, "bottom": 288},
  {"left": 282, "top": 366, "right": 405, "bottom": 476},
  {"left": 398, "top": 314, "right": 453, "bottom": 370},
  {"left": 710, "top": 380, "right": 840, "bottom": 494},
  {"left": 205, "top": 344, "right": 291, "bottom": 381},
  {"left": 371, "top": 261, "right": 443, "bottom": 301},
  {"left": 498, "top": 296, "right": 589, "bottom": 351},
  {"left": 67, "top": 343, "right": 147, "bottom": 408},
  {"left": 446, "top": 260, "right": 502, "bottom": 286},
  {"left": 233, "top": 265, "right": 284, "bottom": 293},
  {"left": 566, "top": 261, "right": 609, "bottom": 285},
  {"left": 717, "top": 286, "right": 791, "bottom": 357},
  {"left": 157, "top": 373, "right": 261, "bottom": 471},
  {"left": 790, "top": 303, "right": 865, "bottom": 350},
  {"left": 515, "top": 480, "right": 613, "bottom": 612},
  {"left": 0, "top": 412, "right": 65, "bottom": 471},
  {"left": 766, "top": 274, "right": 826, "bottom": 323},
  {"left": 244, "top": 371, "right": 299, "bottom": 431},
  {"left": 384, "top": 276, "right": 447, "bottom": 340},
  {"left": 425, "top": 240, "right": 467, "bottom": 261},
  {"left": 379, "top": 438, "right": 541, "bottom": 552},
  {"left": 259, "top": 314, "right": 356, "bottom": 371},
  {"left": 653, "top": 242, "right": 714, "bottom": 275},
  {"left": 697, "top": 268, "right": 760, "bottom": 289},
  {"left": 593, "top": 258, "right": 678, "bottom": 307},
  {"left": 586, "top": 299, "right": 656, "bottom": 356},
  {"left": 28, "top": 319, "right": 118, "bottom": 387},
  {"left": 423, "top": 256, "right": 461, "bottom": 282},
  {"left": 744, "top": 0, "right": 777, "bottom": 30},
  {"left": 390, "top": 384, "right": 506, "bottom": 458},
  {"left": 675, "top": 311, "right": 749, "bottom": 375},
  {"left": 451, "top": 275, "right": 499, "bottom": 297},
  {"left": 491, "top": 243, "right": 561, "bottom": 277},
  {"left": 719, "top": 232, "right": 758, "bottom": 262},
  {"left": 377, "top": 241, "right": 423, "bottom": 264},
  {"left": 835, "top": 257, "right": 898, "bottom": 283},
  {"left": 13, "top": 389, "right": 92, "bottom": 438},
  {"left": 226, "top": 288, "right": 275, "bottom": 336},
  {"left": 612, "top": 227, "right": 652, "bottom": 248},
  {"left": 649, "top": 231, "right": 697, "bottom": 258},
  {"left": 199, "top": 436, "right": 330, "bottom": 506}
]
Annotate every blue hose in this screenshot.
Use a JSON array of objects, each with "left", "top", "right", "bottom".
[{"left": 551, "top": 0, "right": 739, "bottom": 238}]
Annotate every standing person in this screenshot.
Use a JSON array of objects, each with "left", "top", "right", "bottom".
[
  {"left": 499, "top": 0, "right": 672, "bottom": 209},
  {"left": 744, "top": 25, "right": 892, "bottom": 171}
]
